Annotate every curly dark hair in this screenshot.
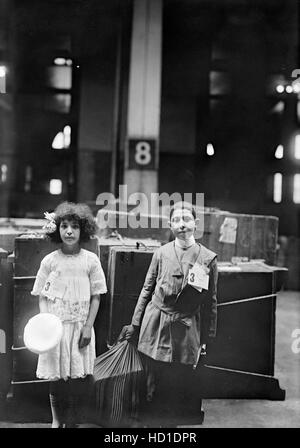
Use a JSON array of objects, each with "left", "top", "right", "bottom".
[{"left": 46, "top": 202, "right": 98, "bottom": 243}]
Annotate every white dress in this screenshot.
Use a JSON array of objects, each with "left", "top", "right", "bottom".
[{"left": 31, "top": 248, "right": 107, "bottom": 381}]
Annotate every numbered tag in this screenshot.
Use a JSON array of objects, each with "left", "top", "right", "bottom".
[
  {"left": 188, "top": 263, "right": 209, "bottom": 291},
  {"left": 41, "top": 272, "right": 67, "bottom": 301}
]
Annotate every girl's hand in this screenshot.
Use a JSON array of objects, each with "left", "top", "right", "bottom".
[
  {"left": 39, "top": 295, "right": 49, "bottom": 313},
  {"left": 79, "top": 324, "right": 92, "bottom": 349}
]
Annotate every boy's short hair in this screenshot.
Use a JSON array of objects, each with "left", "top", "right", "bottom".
[
  {"left": 169, "top": 201, "right": 196, "bottom": 220},
  {"left": 46, "top": 201, "right": 97, "bottom": 243}
]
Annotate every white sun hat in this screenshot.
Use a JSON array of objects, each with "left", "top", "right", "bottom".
[{"left": 24, "top": 313, "right": 63, "bottom": 354}]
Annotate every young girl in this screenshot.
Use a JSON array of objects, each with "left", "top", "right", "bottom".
[
  {"left": 124, "top": 201, "right": 218, "bottom": 427},
  {"left": 31, "top": 202, "right": 107, "bottom": 428}
]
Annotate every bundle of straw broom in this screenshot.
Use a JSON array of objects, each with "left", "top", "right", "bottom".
[{"left": 93, "top": 340, "right": 144, "bottom": 427}]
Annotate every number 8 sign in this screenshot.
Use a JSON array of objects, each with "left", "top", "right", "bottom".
[{"left": 127, "top": 138, "right": 157, "bottom": 170}]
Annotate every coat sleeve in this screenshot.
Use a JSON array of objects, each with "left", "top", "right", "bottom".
[
  {"left": 131, "top": 249, "right": 159, "bottom": 327},
  {"left": 201, "top": 257, "right": 218, "bottom": 342}
]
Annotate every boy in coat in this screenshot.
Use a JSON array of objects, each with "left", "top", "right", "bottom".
[{"left": 124, "top": 201, "right": 218, "bottom": 426}]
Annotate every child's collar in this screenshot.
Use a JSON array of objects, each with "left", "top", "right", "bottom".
[{"left": 175, "top": 236, "right": 196, "bottom": 249}]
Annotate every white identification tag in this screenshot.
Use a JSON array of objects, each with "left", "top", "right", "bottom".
[
  {"left": 188, "top": 263, "right": 209, "bottom": 291},
  {"left": 41, "top": 272, "right": 67, "bottom": 300}
]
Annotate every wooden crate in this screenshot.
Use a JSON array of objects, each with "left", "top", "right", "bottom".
[
  {"left": 98, "top": 237, "right": 161, "bottom": 278},
  {"left": 106, "top": 246, "right": 157, "bottom": 346},
  {"left": 199, "top": 211, "right": 278, "bottom": 264},
  {"left": 95, "top": 238, "right": 160, "bottom": 355},
  {"left": 103, "top": 206, "right": 279, "bottom": 264}
]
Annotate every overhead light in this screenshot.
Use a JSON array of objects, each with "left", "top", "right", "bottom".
[
  {"left": 0, "top": 66, "right": 6, "bottom": 78},
  {"left": 53, "top": 57, "right": 73, "bottom": 67},
  {"left": 273, "top": 173, "right": 282, "bottom": 203},
  {"left": 206, "top": 143, "right": 215, "bottom": 156},
  {"left": 52, "top": 131, "right": 65, "bottom": 149},
  {"left": 54, "top": 58, "right": 67, "bottom": 66},
  {"left": 63, "top": 125, "right": 71, "bottom": 148},
  {"left": 295, "top": 135, "right": 300, "bottom": 159},
  {"left": 275, "top": 145, "right": 284, "bottom": 159},
  {"left": 52, "top": 125, "right": 71, "bottom": 149},
  {"left": 292, "top": 83, "right": 300, "bottom": 93},
  {"left": 49, "top": 179, "right": 62, "bottom": 195},
  {"left": 285, "top": 85, "right": 293, "bottom": 94},
  {"left": 64, "top": 125, "right": 71, "bottom": 135},
  {"left": 293, "top": 174, "right": 300, "bottom": 203},
  {"left": 276, "top": 85, "right": 284, "bottom": 93}
]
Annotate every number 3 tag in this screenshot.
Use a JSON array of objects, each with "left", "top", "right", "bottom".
[
  {"left": 188, "top": 263, "right": 209, "bottom": 291},
  {"left": 41, "top": 271, "right": 67, "bottom": 300}
]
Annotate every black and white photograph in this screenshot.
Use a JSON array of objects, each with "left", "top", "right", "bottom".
[{"left": 0, "top": 0, "right": 299, "bottom": 433}]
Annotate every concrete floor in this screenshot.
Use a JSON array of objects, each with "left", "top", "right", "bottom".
[{"left": 0, "top": 290, "right": 299, "bottom": 428}]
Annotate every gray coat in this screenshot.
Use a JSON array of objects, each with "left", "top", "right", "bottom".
[{"left": 131, "top": 241, "right": 218, "bottom": 365}]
